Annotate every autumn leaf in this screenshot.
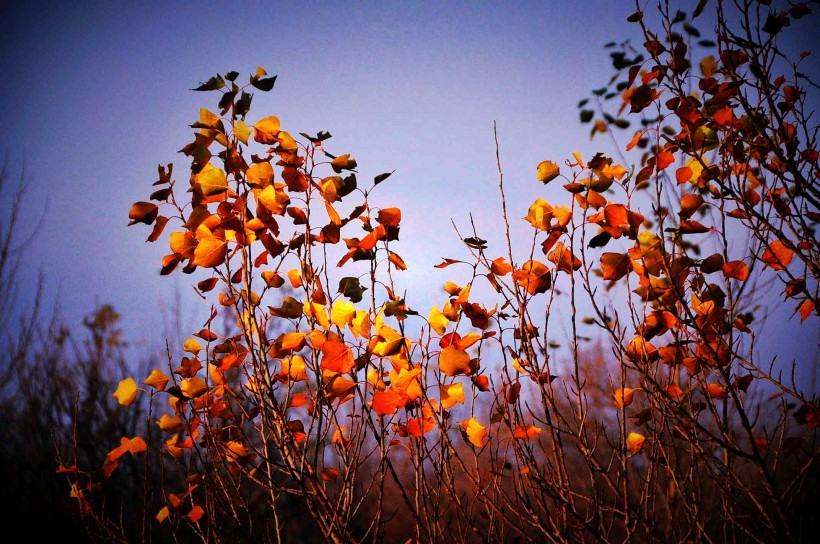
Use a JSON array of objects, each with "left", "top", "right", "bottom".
[
  {"left": 372, "top": 389, "right": 403, "bottom": 416},
  {"left": 460, "top": 418, "right": 487, "bottom": 448},
  {"left": 246, "top": 161, "right": 274, "bottom": 187},
  {"left": 523, "top": 198, "right": 554, "bottom": 230},
  {"left": 440, "top": 382, "right": 465, "bottom": 409},
  {"left": 761, "top": 240, "right": 794, "bottom": 270},
  {"left": 181, "top": 376, "right": 208, "bottom": 398},
  {"left": 331, "top": 299, "right": 356, "bottom": 328},
  {"left": 331, "top": 154, "right": 357, "bottom": 173},
  {"left": 188, "top": 505, "right": 205, "bottom": 523},
  {"left": 254, "top": 116, "right": 281, "bottom": 144},
  {"left": 183, "top": 337, "right": 203, "bottom": 354},
  {"left": 143, "top": 369, "right": 170, "bottom": 391},
  {"left": 626, "top": 432, "right": 646, "bottom": 454},
  {"left": 601, "top": 252, "right": 632, "bottom": 281},
  {"left": 536, "top": 160, "right": 560, "bottom": 183},
  {"left": 547, "top": 243, "right": 581, "bottom": 273},
  {"left": 128, "top": 201, "right": 159, "bottom": 226},
  {"left": 722, "top": 260, "right": 749, "bottom": 281},
  {"left": 321, "top": 339, "right": 355, "bottom": 373},
  {"left": 612, "top": 387, "right": 638, "bottom": 408},
  {"left": 439, "top": 346, "right": 472, "bottom": 377},
  {"left": 513, "top": 260, "right": 552, "bottom": 295},
  {"left": 196, "top": 164, "right": 228, "bottom": 197},
  {"left": 513, "top": 424, "right": 542, "bottom": 440},
  {"left": 192, "top": 236, "right": 227, "bottom": 268},
  {"left": 281, "top": 355, "right": 308, "bottom": 382},
  {"left": 428, "top": 305, "right": 450, "bottom": 336},
  {"left": 113, "top": 377, "right": 138, "bottom": 406}
]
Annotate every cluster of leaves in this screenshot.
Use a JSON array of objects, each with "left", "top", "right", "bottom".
[{"left": 80, "top": 2, "right": 820, "bottom": 542}]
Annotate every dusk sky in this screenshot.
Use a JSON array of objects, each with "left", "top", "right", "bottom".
[{"left": 1, "top": 1, "right": 816, "bottom": 386}]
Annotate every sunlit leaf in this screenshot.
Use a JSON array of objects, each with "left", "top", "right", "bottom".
[
  {"left": 439, "top": 346, "right": 472, "bottom": 377},
  {"left": 440, "top": 382, "right": 465, "bottom": 409},
  {"left": 626, "top": 432, "right": 646, "bottom": 453},
  {"left": 460, "top": 418, "right": 487, "bottom": 448},
  {"left": 513, "top": 424, "right": 542, "bottom": 440},
  {"left": 181, "top": 376, "right": 208, "bottom": 398},
  {"left": 144, "top": 369, "right": 170, "bottom": 391},
  {"left": 536, "top": 160, "right": 560, "bottom": 183},
  {"left": 113, "top": 378, "right": 138, "bottom": 406},
  {"left": 192, "top": 236, "right": 227, "bottom": 268},
  {"left": 372, "top": 389, "right": 403, "bottom": 416},
  {"left": 761, "top": 240, "right": 794, "bottom": 270},
  {"left": 331, "top": 299, "right": 356, "bottom": 328},
  {"left": 321, "top": 339, "right": 355, "bottom": 373},
  {"left": 523, "top": 198, "right": 554, "bottom": 230},
  {"left": 613, "top": 387, "right": 637, "bottom": 408},
  {"left": 254, "top": 116, "right": 281, "bottom": 144}
]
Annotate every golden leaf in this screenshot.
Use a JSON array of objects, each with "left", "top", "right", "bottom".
[
  {"left": 143, "top": 368, "right": 170, "bottom": 391},
  {"left": 460, "top": 418, "right": 487, "bottom": 447},
  {"left": 254, "top": 116, "right": 281, "bottom": 144},
  {"left": 439, "top": 346, "right": 472, "bottom": 377},
  {"left": 113, "top": 377, "right": 138, "bottom": 406},
  {"left": 440, "top": 382, "right": 465, "bottom": 409}
]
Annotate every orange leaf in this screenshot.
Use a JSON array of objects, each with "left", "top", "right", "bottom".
[
  {"left": 761, "top": 240, "right": 794, "bottom": 270},
  {"left": 656, "top": 151, "right": 675, "bottom": 170},
  {"left": 626, "top": 432, "right": 646, "bottom": 454},
  {"left": 601, "top": 252, "right": 632, "bottom": 281},
  {"left": 679, "top": 193, "right": 704, "bottom": 219},
  {"left": 491, "top": 257, "right": 512, "bottom": 276},
  {"left": 626, "top": 130, "right": 645, "bottom": 151},
  {"left": 253, "top": 116, "right": 281, "bottom": 144},
  {"left": 799, "top": 299, "right": 815, "bottom": 323},
  {"left": 187, "top": 505, "right": 205, "bottom": 523},
  {"left": 372, "top": 389, "right": 403, "bottom": 416},
  {"left": 722, "top": 260, "right": 749, "bottom": 281},
  {"left": 320, "top": 467, "right": 340, "bottom": 482},
  {"left": 675, "top": 166, "right": 693, "bottom": 184},
  {"left": 321, "top": 340, "right": 355, "bottom": 373},
  {"left": 113, "top": 377, "right": 138, "bottom": 406},
  {"left": 376, "top": 207, "right": 402, "bottom": 227},
  {"left": 604, "top": 204, "right": 629, "bottom": 228},
  {"left": 439, "top": 346, "right": 472, "bottom": 377},
  {"left": 548, "top": 243, "right": 581, "bottom": 273},
  {"left": 612, "top": 387, "right": 637, "bottom": 408},
  {"left": 513, "top": 424, "right": 542, "bottom": 440},
  {"left": 460, "top": 418, "right": 487, "bottom": 448},
  {"left": 192, "top": 236, "right": 227, "bottom": 268},
  {"left": 513, "top": 260, "right": 552, "bottom": 295}
]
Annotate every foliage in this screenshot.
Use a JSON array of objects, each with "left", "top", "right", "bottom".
[{"left": 73, "top": 1, "right": 820, "bottom": 542}]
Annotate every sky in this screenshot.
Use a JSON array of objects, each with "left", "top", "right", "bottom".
[{"left": 0, "top": 1, "right": 817, "bottom": 389}]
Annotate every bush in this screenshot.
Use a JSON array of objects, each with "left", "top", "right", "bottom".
[{"left": 79, "top": 2, "right": 820, "bottom": 542}]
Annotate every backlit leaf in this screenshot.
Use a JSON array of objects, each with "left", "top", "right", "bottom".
[
  {"left": 460, "top": 418, "right": 487, "bottom": 448},
  {"left": 321, "top": 340, "right": 355, "bottom": 373},
  {"left": 144, "top": 369, "right": 170, "bottom": 391},
  {"left": 761, "top": 240, "right": 794, "bottom": 270},
  {"left": 536, "top": 160, "right": 560, "bottom": 183},
  {"left": 523, "top": 198, "right": 554, "bottom": 230},
  {"left": 440, "top": 382, "right": 465, "bottom": 409},
  {"left": 626, "top": 432, "right": 646, "bottom": 453},
  {"left": 192, "top": 236, "right": 227, "bottom": 268},
  {"left": 439, "top": 346, "right": 472, "bottom": 377},
  {"left": 113, "top": 378, "right": 138, "bottom": 406},
  {"left": 254, "top": 116, "right": 281, "bottom": 144}
]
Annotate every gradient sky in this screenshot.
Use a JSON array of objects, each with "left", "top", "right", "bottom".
[{"left": 1, "top": 1, "right": 816, "bottom": 388}]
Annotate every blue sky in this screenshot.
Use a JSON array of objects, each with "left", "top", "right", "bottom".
[{"left": 1, "top": 1, "right": 816, "bottom": 388}]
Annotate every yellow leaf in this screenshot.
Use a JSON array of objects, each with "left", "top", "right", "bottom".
[
  {"left": 304, "top": 301, "right": 330, "bottom": 330},
  {"left": 169, "top": 231, "right": 197, "bottom": 257},
  {"left": 246, "top": 161, "right": 274, "bottom": 187},
  {"left": 443, "top": 281, "right": 461, "bottom": 296},
  {"left": 536, "top": 160, "right": 560, "bottom": 183},
  {"left": 156, "top": 413, "right": 185, "bottom": 432},
  {"left": 370, "top": 324, "right": 404, "bottom": 357},
  {"left": 626, "top": 432, "right": 646, "bottom": 454},
  {"left": 552, "top": 205, "right": 572, "bottom": 227},
  {"left": 281, "top": 355, "right": 308, "bottom": 381},
  {"left": 181, "top": 376, "right": 208, "bottom": 398},
  {"left": 196, "top": 163, "right": 228, "bottom": 197},
  {"left": 254, "top": 116, "right": 281, "bottom": 144},
  {"left": 257, "top": 185, "right": 289, "bottom": 215},
  {"left": 350, "top": 310, "right": 371, "bottom": 339},
  {"left": 113, "top": 377, "right": 138, "bottom": 406},
  {"left": 143, "top": 369, "right": 170, "bottom": 391},
  {"left": 183, "top": 338, "right": 202, "bottom": 354},
  {"left": 440, "top": 382, "right": 465, "bottom": 409},
  {"left": 439, "top": 346, "right": 472, "bottom": 377},
  {"left": 198, "top": 108, "right": 220, "bottom": 128},
  {"left": 331, "top": 299, "right": 356, "bottom": 328},
  {"left": 331, "top": 153, "right": 357, "bottom": 173},
  {"left": 234, "top": 120, "right": 251, "bottom": 144},
  {"left": 460, "top": 418, "right": 487, "bottom": 448},
  {"left": 428, "top": 305, "right": 449, "bottom": 335},
  {"left": 389, "top": 366, "right": 422, "bottom": 400},
  {"left": 523, "top": 198, "right": 554, "bottom": 230},
  {"left": 192, "top": 236, "right": 227, "bottom": 268},
  {"left": 612, "top": 387, "right": 637, "bottom": 408},
  {"left": 280, "top": 331, "right": 307, "bottom": 351}
]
